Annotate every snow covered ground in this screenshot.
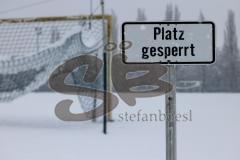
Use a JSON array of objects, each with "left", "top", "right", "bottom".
[{"left": 0, "top": 93, "right": 239, "bottom": 160}]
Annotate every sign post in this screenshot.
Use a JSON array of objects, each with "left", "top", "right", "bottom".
[
  {"left": 165, "top": 65, "right": 177, "bottom": 160},
  {"left": 122, "top": 22, "right": 215, "bottom": 160}
]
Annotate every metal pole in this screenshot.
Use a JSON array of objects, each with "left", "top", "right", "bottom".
[
  {"left": 91, "top": 0, "right": 97, "bottom": 122},
  {"left": 165, "top": 65, "right": 177, "bottom": 160},
  {"left": 100, "top": 0, "right": 107, "bottom": 134},
  {"left": 103, "top": 51, "right": 107, "bottom": 134}
]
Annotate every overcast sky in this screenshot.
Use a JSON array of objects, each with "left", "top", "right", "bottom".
[{"left": 1, "top": 0, "right": 240, "bottom": 47}]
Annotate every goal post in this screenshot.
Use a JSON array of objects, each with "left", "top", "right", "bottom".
[{"left": 0, "top": 14, "right": 113, "bottom": 121}]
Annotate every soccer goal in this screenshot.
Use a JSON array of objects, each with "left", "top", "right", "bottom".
[{"left": 0, "top": 15, "right": 113, "bottom": 117}]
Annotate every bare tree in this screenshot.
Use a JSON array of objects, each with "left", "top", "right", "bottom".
[
  {"left": 50, "top": 26, "right": 60, "bottom": 44},
  {"left": 137, "top": 8, "right": 147, "bottom": 21},
  {"left": 165, "top": 4, "right": 173, "bottom": 21},
  {"left": 174, "top": 6, "right": 180, "bottom": 21},
  {"left": 199, "top": 11, "right": 207, "bottom": 92},
  {"left": 199, "top": 11, "right": 205, "bottom": 22},
  {"left": 222, "top": 10, "right": 239, "bottom": 91}
]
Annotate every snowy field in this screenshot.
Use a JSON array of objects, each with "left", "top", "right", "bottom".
[{"left": 0, "top": 93, "right": 239, "bottom": 160}]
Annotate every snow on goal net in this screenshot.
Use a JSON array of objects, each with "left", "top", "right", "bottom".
[{"left": 0, "top": 15, "right": 112, "bottom": 112}]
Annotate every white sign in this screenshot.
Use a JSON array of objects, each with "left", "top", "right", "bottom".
[{"left": 122, "top": 22, "right": 215, "bottom": 64}]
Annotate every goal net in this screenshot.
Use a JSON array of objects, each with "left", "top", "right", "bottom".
[{"left": 0, "top": 15, "right": 112, "bottom": 113}]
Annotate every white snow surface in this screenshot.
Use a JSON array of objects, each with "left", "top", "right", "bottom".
[{"left": 0, "top": 93, "right": 239, "bottom": 160}]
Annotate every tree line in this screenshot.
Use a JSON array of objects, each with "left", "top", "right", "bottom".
[{"left": 117, "top": 5, "right": 240, "bottom": 92}]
